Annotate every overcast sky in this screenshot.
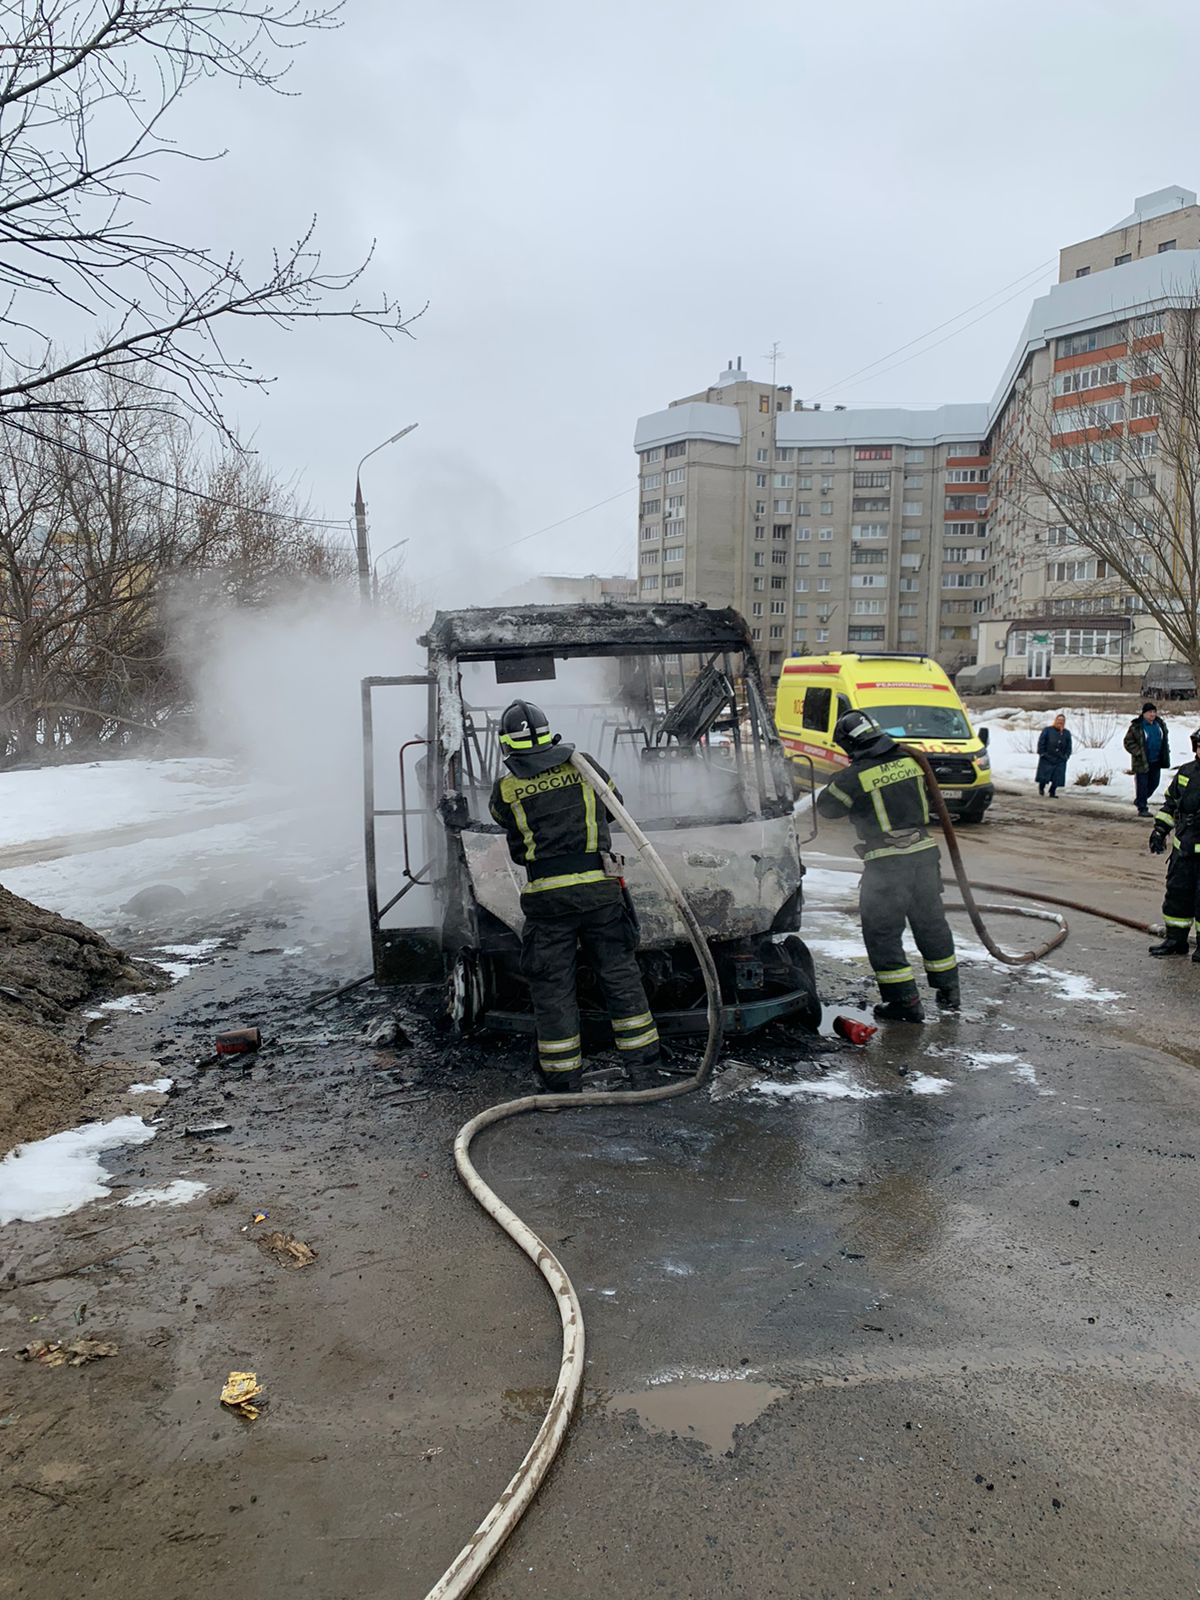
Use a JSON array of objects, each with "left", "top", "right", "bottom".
[{"left": 145, "top": 0, "right": 1200, "bottom": 602}]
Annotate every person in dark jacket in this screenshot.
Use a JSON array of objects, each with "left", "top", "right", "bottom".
[
  {"left": 1036, "top": 714, "right": 1072, "bottom": 798},
  {"left": 488, "top": 699, "right": 660, "bottom": 1092},
  {"left": 1147, "top": 728, "right": 1200, "bottom": 957},
  {"left": 815, "top": 710, "right": 958, "bottom": 1022},
  {"left": 1124, "top": 702, "right": 1171, "bottom": 817}
]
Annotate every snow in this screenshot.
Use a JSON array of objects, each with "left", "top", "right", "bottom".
[
  {"left": 757, "top": 1071, "right": 882, "bottom": 1102},
  {"left": 906, "top": 1073, "right": 952, "bottom": 1095},
  {"left": 84, "top": 993, "right": 149, "bottom": 1019},
  {"left": 153, "top": 937, "right": 224, "bottom": 981},
  {"left": 0, "top": 758, "right": 272, "bottom": 851},
  {"left": 974, "top": 706, "right": 1140, "bottom": 805},
  {"left": 0, "top": 1116, "right": 156, "bottom": 1224},
  {"left": 120, "top": 1179, "right": 207, "bottom": 1208},
  {"left": 1026, "top": 966, "right": 1124, "bottom": 1005},
  {"left": 128, "top": 1078, "right": 173, "bottom": 1094}
]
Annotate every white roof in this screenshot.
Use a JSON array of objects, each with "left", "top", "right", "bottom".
[
  {"left": 988, "top": 249, "right": 1200, "bottom": 426},
  {"left": 1107, "top": 186, "right": 1196, "bottom": 231},
  {"left": 633, "top": 401, "right": 742, "bottom": 451},
  {"left": 775, "top": 402, "right": 988, "bottom": 448}
]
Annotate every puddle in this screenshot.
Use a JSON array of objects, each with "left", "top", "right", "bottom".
[{"left": 605, "top": 1376, "right": 784, "bottom": 1453}]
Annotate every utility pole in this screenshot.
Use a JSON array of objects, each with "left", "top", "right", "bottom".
[{"left": 353, "top": 423, "right": 419, "bottom": 605}]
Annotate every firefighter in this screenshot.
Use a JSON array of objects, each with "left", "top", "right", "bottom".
[
  {"left": 1147, "top": 727, "right": 1200, "bottom": 958},
  {"left": 488, "top": 700, "right": 661, "bottom": 1092},
  {"left": 815, "top": 710, "right": 959, "bottom": 1022}
]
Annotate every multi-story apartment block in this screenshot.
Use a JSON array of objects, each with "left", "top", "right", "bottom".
[{"left": 635, "top": 187, "right": 1200, "bottom": 691}]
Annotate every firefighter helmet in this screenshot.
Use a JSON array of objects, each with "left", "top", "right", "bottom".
[
  {"left": 1191, "top": 728, "right": 1200, "bottom": 750},
  {"left": 499, "top": 700, "right": 554, "bottom": 753},
  {"left": 833, "top": 709, "right": 894, "bottom": 758}
]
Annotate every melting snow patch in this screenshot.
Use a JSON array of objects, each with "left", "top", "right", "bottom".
[
  {"left": 128, "top": 1078, "right": 173, "bottom": 1095},
  {"left": 757, "top": 1071, "right": 882, "bottom": 1102},
  {"left": 120, "top": 1179, "right": 207, "bottom": 1209},
  {"left": 906, "top": 1073, "right": 952, "bottom": 1096},
  {"left": 0, "top": 1116, "right": 156, "bottom": 1224},
  {"left": 1026, "top": 967, "right": 1123, "bottom": 1005},
  {"left": 84, "top": 993, "right": 149, "bottom": 1019},
  {"left": 153, "top": 939, "right": 223, "bottom": 981}
]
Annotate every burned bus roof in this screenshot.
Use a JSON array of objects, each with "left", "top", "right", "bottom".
[{"left": 424, "top": 601, "right": 752, "bottom": 661}]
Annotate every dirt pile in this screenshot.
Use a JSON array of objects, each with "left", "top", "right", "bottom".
[{"left": 0, "top": 883, "right": 160, "bottom": 1149}]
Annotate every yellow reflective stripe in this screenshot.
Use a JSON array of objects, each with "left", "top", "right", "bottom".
[
  {"left": 510, "top": 795, "right": 536, "bottom": 862},
  {"left": 1154, "top": 811, "right": 1174, "bottom": 825},
  {"left": 1178, "top": 774, "right": 1190, "bottom": 786},
  {"left": 612, "top": 1012, "right": 653, "bottom": 1031},
  {"left": 615, "top": 1028, "right": 660, "bottom": 1051},
  {"left": 826, "top": 783, "right": 854, "bottom": 808},
  {"left": 538, "top": 1034, "right": 581, "bottom": 1052},
  {"left": 875, "top": 966, "right": 915, "bottom": 984},
  {"left": 540, "top": 1056, "right": 582, "bottom": 1073},
  {"left": 863, "top": 837, "right": 938, "bottom": 862},
  {"left": 1163, "top": 916, "right": 1193, "bottom": 928},
  {"left": 523, "top": 870, "right": 609, "bottom": 894},
  {"left": 924, "top": 955, "right": 958, "bottom": 973},
  {"left": 583, "top": 780, "right": 598, "bottom": 853}
]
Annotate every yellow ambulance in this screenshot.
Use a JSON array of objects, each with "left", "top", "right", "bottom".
[{"left": 774, "top": 651, "right": 993, "bottom": 822}]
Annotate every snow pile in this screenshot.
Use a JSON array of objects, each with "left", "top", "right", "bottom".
[
  {"left": 0, "top": 1115, "right": 156, "bottom": 1224},
  {"left": 757, "top": 1071, "right": 882, "bottom": 1102},
  {"left": 120, "top": 1179, "right": 207, "bottom": 1208},
  {"left": 974, "top": 706, "right": 1139, "bottom": 801}
]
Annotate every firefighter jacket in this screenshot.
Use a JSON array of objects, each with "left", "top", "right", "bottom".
[
  {"left": 489, "top": 753, "right": 618, "bottom": 896},
  {"left": 1153, "top": 758, "right": 1200, "bottom": 851},
  {"left": 815, "top": 744, "right": 937, "bottom": 862}
]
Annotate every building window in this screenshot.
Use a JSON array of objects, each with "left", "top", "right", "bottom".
[
  {"left": 640, "top": 575, "right": 659, "bottom": 591},
  {"left": 664, "top": 574, "right": 683, "bottom": 589},
  {"left": 759, "top": 395, "right": 771, "bottom": 413},
  {"left": 751, "top": 627, "right": 762, "bottom": 640},
  {"left": 855, "top": 447, "right": 893, "bottom": 461},
  {"left": 904, "top": 474, "right": 924, "bottom": 488},
  {"left": 798, "top": 450, "right": 813, "bottom": 463},
  {"left": 902, "top": 501, "right": 923, "bottom": 516},
  {"left": 852, "top": 522, "right": 888, "bottom": 540},
  {"left": 1130, "top": 391, "right": 1159, "bottom": 420},
  {"left": 770, "top": 600, "right": 786, "bottom": 615},
  {"left": 773, "top": 524, "right": 789, "bottom": 541},
  {"left": 816, "top": 629, "right": 830, "bottom": 642},
  {"left": 641, "top": 498, "right": 661, "bottom": 515},
  {"left": 641, "top": 550, "right": 659, "bottom": 567},
  {"left": 818, "top": 552, "right": 831, "bottom": 567},
  {"left": 1130, "top": 432, "right": 1158, "bottom": 459},
  {"left": 752, "top": 602, "right": 764, "bottom": 617},
  {"left": 944, "top": 494, "right": 989, "bottom": 512},
  {"left": 752, "top": 576, "right": 765, "bottom": 590},
  {"left": 797, "top": 475, "right": 813, "bottom": 490},
  {"left": 941, "top": 572, "right": 986, "bottom": 588},
  {"left": 818, "top": 578, "right": 832, "bottom": 592},
  {"left": 774, "top": 473, "right": 794, "bottom": 488},
  {"left": 812, "top": 527, "right": 830, "bottom": 542},
  {"left": 943, "top": 547, "right": 977, "bottom": 563},
  {"left": 754, "top": 525, "right": 766, "bottom": 541},
  {"left": 753, "top": 500, "right": 766, "bottom": 516},
  {"left": 770, "top": 625, "right": 784, "bottom": 639},
  {"left": 1075, "top": 266, "right": 1090, "bottom": 278},
  {"left": 774, "top": 498, "right": 792, "bottom": 514},
  {"left": 1115, "top": 252, "right": 1131, "bottom": 266},
  {"left": 795, "top": 502, "right": 811, "bottom": 517},
  {"left": 848, "top": 625, "right": 886, "bottom": 642},
  {"left": 640, "top": 525, "right": 658, "bottom": 542},
  {"left": 795, "top": 577, "right": 809, "bottom": 593},
  {"left": 852, "top": 497, "right": 889, "bottom": 512},
  {"left": 1158, "top": 239, "right": 1177, "bottom": 253},
  {"left": 794, "top": 603, "right": 808, "bottom": 616},
  {"left": 756, "top": 447, "right": 769, "bottom": 463},
  {"left": 755, "top": 473, "right": 767, "bottom": 488},
  {"left": 796, "top": 527, "right": 812, "bottom": 541},
  {"left": 641, "top": 448, "right": 662, "bottom": 463},
  {"left": 898, "top": 602, "right": 918, "bottom": 617},
  {"left": 642, "top": 472, "right": 661, "bottom": 490},
  {"left": 775, "top": 448, "right": 794, "bottom": 462},
  {"left": 1133, "top": 312, "right": 1165, "bottom": 338},
  {"left": 772, "top": 550, "right": 788, "bottom": 566},
  {"left": 821, "top": 449, "right": 835, "bottom": 464},
  {"left": 753, "top": 552, "right": 765, "bottom": 567},
  {"left": 853, "top": 549, "right": 887, "bottom": 565},
  {"left": 1054, "top": 363, "right": 1119, "bottom": 396},
  {"left": 665, "top": 441, "right": 686, "bottom": 458},
  {"left": 771, "top": 575, "right": 786, "bottom": 590},
  {"left": 853, "top": 471, "right": 890, "bottom": 489},
  {"left": 944, "top": 521, "right": 984, "bottom": 539},
  {"left": 666, "top": 494, "right": 684, "bottom": 512},
  {"left": 666, "top": 467, "right": 685, "bottom": 485},
  {"left": 906, "top": 449, "right": 926, "bottom": 463},
  {"left": 852, "top": 599, "right": 884, "bottom": 615},
  {"left": 899, "top": 578, "right": 920, "bottom": 592},
  {"left": 1049, "top": 558, "right": 1111, "bottom": 583},
  {"left": 851, "top": 574, "right": 887, "bottom": 589},
  {"left": 664, "top": 546, "right": 684, "bottom": 563},
  {"left": 796, "top": 553, "right": 810, "bottom": 567},
  {"left": 664, "top": 518, "right": 685, "bottom": 537},
  {"left": 1058, "top": 324, "right": 1122, "bottom": 358},
  {"left": 945, "top": 467, "right": 990, "bottom": 483},
  {"left": 820, "top": 500, "right": 833, "bottom": 516}
]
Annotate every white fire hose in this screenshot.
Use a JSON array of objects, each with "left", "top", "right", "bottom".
[{"left": 423, "top": 752, "right": 725, "bottom": 1600}]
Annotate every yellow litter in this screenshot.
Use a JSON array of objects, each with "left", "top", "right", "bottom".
[{"left": 221, "top": 1370, "right": 264, "bottom": 1420}]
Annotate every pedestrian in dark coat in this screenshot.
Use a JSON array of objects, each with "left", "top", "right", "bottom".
[
  {"left": 1036, "top": 714, "right": 1072, "bottom": 798},
  {"left": 1124, "top": 702, "right": 1171, "bottom": 816}
]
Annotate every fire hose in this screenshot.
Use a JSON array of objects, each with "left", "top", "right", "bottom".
[{"left": 423, "top": 751, "right": 723, "bottom": 1600}]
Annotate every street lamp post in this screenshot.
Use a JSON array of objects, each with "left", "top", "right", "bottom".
[
  {"left": 372, "top": 537, "right": 410, "bottom": 602},
  {"left": 354, "top": 423, "right": 418, "bottom": 603}
]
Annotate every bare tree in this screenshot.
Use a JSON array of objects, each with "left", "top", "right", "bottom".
[
  {"left": 0, "top": 0, "right": 419, "bottom": 437},
  {"left": 1004, "top": 296, "right": 1200, "bottom": 685}
]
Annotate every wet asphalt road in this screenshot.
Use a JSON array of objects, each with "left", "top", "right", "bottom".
[{"left": 3, "top": 792, "right": 1200, "bottom": 1599}]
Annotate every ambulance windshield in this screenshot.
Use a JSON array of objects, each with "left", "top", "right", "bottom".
[{"left": 869, "top": 703, "right": 973, "bottom": 741}]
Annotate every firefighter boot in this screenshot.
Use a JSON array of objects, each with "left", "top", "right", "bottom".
[
  {"left": 934, "top": 980, "right": 961, "bottom": 1012},
  {"left": 873, "top": 998, "right": 925, "bottom": 1024},
  {"left": 1148, "top": 937, "right": 1190, "bottom": 957},
  {"left": 537, "top": 1067, "right": 582, "bottom": 1095}
]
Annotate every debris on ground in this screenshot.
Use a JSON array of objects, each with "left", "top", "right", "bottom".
[
  {"left": 220, "top": 1370, "right": 264, "bottom": 1419},
  {"left": 257, "top": 1230, "right": 317, "bottom": 1269},
  {"left": 0, "top": 884, "right": 164, "bottom": 1147},
  {"left": 215, "top": 1026, "right": 261, "bottom": 1055},
  {"left": 17, "top": 1337, "right": 118, "bottom": 1367},
  {"left": 182, "top": 1121, "right": 233, "bottom": 1138},
  {"left": 833, "top": 1015, "right": 878, "bottom": 1046},
  {"left": 208, "top": 1187, "right": 237, "bottom": 1206},
  {"left": 362, "top": 1016, "right": 411, "bottom": 1049}
]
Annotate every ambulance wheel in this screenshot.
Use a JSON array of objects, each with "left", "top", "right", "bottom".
[{"left": 446, "top": 949, "right": 485, "bottom": 1036}]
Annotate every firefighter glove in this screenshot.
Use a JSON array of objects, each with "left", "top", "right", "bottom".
[{"left": 1149, "top": 828, "right": 1168, "bottom": 855}]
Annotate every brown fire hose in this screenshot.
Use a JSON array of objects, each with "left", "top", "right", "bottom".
[{"left": 910, "top": 747, "right": 1068, "bottom": 966}]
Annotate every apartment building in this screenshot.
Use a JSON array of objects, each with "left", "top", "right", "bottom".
[
  {"left": 634, "top": 364, "right": 989, "bottom": 681},
  {"left": 634, "top": 187, "right": 1200, "bottom": 691}
]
